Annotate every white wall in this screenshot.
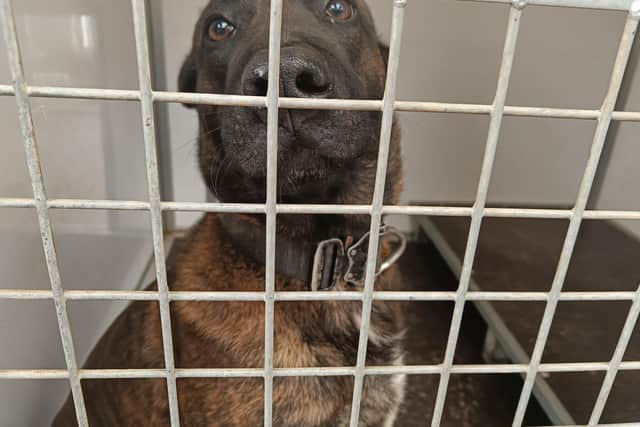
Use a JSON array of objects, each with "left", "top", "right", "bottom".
[
  {"left": 0, "top": 2, "right": 152, "bottom": 425},
  {"left": 0, "top": 0, "right": 149, "bottom": 233},
  {"left": 367, "top": 1, "right": 640, "bottom": 237}
]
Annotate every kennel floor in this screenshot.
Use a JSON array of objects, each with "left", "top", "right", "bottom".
[{"left": 416, "top": 216, "right": 640, "bottom": 426}]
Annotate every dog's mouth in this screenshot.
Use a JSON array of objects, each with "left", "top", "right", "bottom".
[
  {"left": 205, "top": 103, "right": 377, "bottom": 203},
  {"left": 274, "top": 146, "right": 339, "bottom": 202}
]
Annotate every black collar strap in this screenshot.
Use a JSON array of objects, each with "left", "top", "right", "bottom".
[{"left": 218, "top": 215, "right": 406, "bottom": 291}]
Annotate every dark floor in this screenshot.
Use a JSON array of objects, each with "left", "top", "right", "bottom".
[{"left": 394, "top": 240, "right": 549, "bottom": 427}]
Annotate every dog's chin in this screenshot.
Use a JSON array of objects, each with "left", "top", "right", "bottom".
[
  {"left": 213, "top": 164, "right": 343, "bottom": 204},
  {"left": 277, "top": 170, "right": 341, "bottom": 203}
]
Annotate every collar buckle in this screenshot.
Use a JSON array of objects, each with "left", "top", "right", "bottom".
[
  {"left": 310, "top": 238, "right": 345, "bottom": 292},
  {"left": 311, "top": 225, "right": 407, "bottom": 291}
]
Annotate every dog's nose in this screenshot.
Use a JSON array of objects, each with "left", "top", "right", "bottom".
[
  {"left": 242, "top": 52, "right": 332, "bottom": 98},
  {"left": 281, "top": 55, "right": 332, "bottom": 98}
]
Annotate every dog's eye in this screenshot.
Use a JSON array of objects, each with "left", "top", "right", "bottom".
[
  {"left": 208, "top": 18, "right": 236, "bottom": 42},
  {"left": 325, "top": 0, "right": 354, "bottom": 21}
]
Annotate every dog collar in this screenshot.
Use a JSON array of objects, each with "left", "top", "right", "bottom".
[{"left": 218, "top": 215, "right": 406, "bottom": 291}]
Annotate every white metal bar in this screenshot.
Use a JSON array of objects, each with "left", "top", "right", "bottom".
[
  {"left": 163, "top": 201, "right": 266, "bottom": 213},
  {"left": 588, "top": 284, "right": 640, "bottom": 426},
  {"left": 263, "top": 1, "right": 283, "bottom": 425},
  {"left": 3, "top": 197, "right": 640, "bottom": 221},
  {"left": 130, "top": 0, "right": 180, "bottom": 425},
  {"left": 2, "top": 197, "right": 640, "bottom": 220},
  {"left": 144, "top": 0, "right": 176, "bottom": 231},
  {"left": 3, "top": 83, "right": 640, "bottom": 121},
  {"left": 0, "top": 1, "right": 89, "bottom": 425},
  {"left": 512, "top": 12, "right": 640, "bottom": 427},
  {"left": 349, "top": 2, "right": 407, "bottom": 426},
  {"left": 461, "top": 0, "right": 634, "bottom": 11},
  {"left": 0, "top": 85, "right": 140, "bottom": 100},
  {"left": 2, "top": 289, "right": 640, "bottom": 302},
  {"left": 3, "top": 360, "right": 640, "bottom": 381},
  {"left": 49, "top": 199, "right": 151, "bottom": 211},
  {"left": 431, "top": 6, "right": 523, "bottom": 427},
  {"left": 0, "top": 198, "right": 36, "bottom": 208}
]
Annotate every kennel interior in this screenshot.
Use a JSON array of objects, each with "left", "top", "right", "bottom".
[{"left": 0, "top": 0, "right": 639, "bottom": 426}]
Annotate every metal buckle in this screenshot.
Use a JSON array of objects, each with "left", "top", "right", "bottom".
[
  {"left": 310, "top": 238, "right": 345, "bottom": 292},
  {"left": 344, "top": 225, "right": 407, "bottom": 287},
  {"left": 310, "top": 225, "right": 407, "bottom": 291}
]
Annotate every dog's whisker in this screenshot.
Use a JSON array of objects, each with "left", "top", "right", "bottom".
[
  {"left": 174, "top": 126, "right": 220, "bottom": 155},
  {"left": 213, "top": 150, "right": 233, "bottom": 199}
]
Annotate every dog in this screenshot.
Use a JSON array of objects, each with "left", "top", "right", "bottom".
[{"left": 53, "top": 0, "right": 405, "bottom": 425}]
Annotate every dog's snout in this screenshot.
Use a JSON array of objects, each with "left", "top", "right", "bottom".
[{"left": 242, "top": 49, "right": 332, "bottom": 98}]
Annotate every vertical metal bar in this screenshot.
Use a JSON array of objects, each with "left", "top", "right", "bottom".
[
  {"left": 511, "top": 12, "right": 639, "bottom": 427},
  {"left": 264, "top": 1, "right": 283, "bottom": 426},
  {"left": 588, "top": 283, "right": 640, "bottom": 426},
  {"left": 430, "top": 6, "right": 523, "bottom": 427},
  {"left": 130, "top": 1, "right": 180, "bottom": 425},
  {"left": 145, "top": 0, "right": 176, "bottom": 232},
  {"left": 348, "top": 1, "right": 407, "bottom": 426},
  {"left": 0, "top": 1, "right": 89, "bottom": 425}
]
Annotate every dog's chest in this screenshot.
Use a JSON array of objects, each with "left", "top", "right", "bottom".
[{"left": 167, "top": 217, "right": 405, "bottom": 425}]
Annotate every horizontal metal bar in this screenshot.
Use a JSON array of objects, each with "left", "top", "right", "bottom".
[
  {"left": 278, "top": 204, "right": 371, "bottom": 214},
  {"left": 162, "top": 201, "right": 265, "bottom": 213},
  {"left": 82, "top": 368, "right": 167, "bottom": 379},
  {"left": 2, "top": 198, "right": 640, "bottom": 221},
  {"left": 0, "top": 84, "right": 139, "bottom": 100},
  {"left": 50, "top": 199, "right": 151, "bottom": 210},
  {"left": 0, "top": 198, "right": 35, "bottom": 208},
  {"left": 460, "top": 0, "right": 636, "bottom": 11},
  {"left": 3, "top": 361, "right": 640, "bottom": 380},
  {"left": 0, "top": 290, "right": 53, "bottom": 299},
  {"left": 65, "top": 290, "right": 160, "bottom": 301},
  {"left": 0, "top": 370, "right": 70, "bottom": 379},
  {"left": 3, "top": 84, "right": 640, "bottom": 121},
  {"left": 2, "top": 289, "right": 640, "bottom": 302},
  {"left": 155, "top": 90, "right": 265, "bottom": 107}
]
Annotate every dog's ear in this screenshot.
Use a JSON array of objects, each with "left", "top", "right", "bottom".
[
  {"left": 178, "top": 52, "right": 197, "bottom": 109},
  {"left": 379, "top": 42, "right": 389, "bottom": 70}
]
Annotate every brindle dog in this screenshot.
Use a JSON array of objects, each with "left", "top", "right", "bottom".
[{"left": 53, "top": 0, "right": 404, "bottom": 425}]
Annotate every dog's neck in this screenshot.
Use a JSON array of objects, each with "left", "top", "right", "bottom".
[{"left": 217, "top": 212, "right": 372, "bottom": 285}]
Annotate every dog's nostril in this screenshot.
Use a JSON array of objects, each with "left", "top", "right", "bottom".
[
  {"left": 295, "top": 71, "right": 330, "bottom": 95},
  {"left": 253, "top": 77, "right": 268, "bottom": 97}
]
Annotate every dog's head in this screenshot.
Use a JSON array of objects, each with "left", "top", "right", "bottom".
[{"left": 180, "top": 0, "right": 402, "bottom": 205}]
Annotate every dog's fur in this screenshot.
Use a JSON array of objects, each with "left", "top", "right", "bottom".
[{"left": 53, "top": 1, "right": 405, "bottom": 425}]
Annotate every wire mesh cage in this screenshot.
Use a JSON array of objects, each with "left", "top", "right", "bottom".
[{"left": 1, "top": 0, "right": 639, "bottom": 426}]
